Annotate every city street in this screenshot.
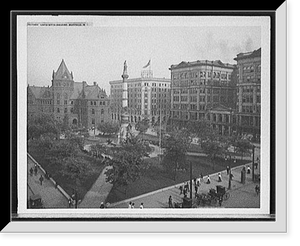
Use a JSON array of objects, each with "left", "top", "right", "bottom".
[{"left": 110, "top": 163, "right": 260, "bottom": 209}]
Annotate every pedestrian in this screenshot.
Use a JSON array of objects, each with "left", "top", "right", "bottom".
[
  {"left": 247, "top": 166, "right": 251, "bottom": 174},
  {"left": 100, "top": 202, "right": 105, "bottom": 208},
  {"left": 255, "top": 185, "right": 260, "bottom": 195},
  {"left": 206, "top": 175, "right": 211, "bottom": 184},
  {"left": 218, "top": 172, "right": 222, "bottom": 182},
  {"left": 128, "top": 202, "right": 132, "bottom": 209},
  {"left": 131, "top": 202, "right": 135, "bottom": 209},
  {"left": 179, "top": 185, "right": 183, "bottom": 195},
  {"left": 195, "top": 185, "right": 198, "bottom": 196},
  {"left": 29, "top": 167, "right": 33, "bottom": 176},
  {"left": 34, "top": 165, "right": 38, "bottom": 175},
  {"left": 219, "top": 196, "right": 223, "bottom": 207},
  {"left": 226, "top": 165, "right": 230, "bottom": 175},
  {"left": 68, "top": 198, "right": 72, "bottom": 208},
  {"left": 196, "top": 180, "right": 200, "bottom": 187},
  {"left": 168, "top": 195, "right": 173, "bottom": 208},
  {"left": 39, "top": 174, "right": 44, "bottom": 185},
  {"left": 200, "top": 173, "right": 204, "bottom": 183},
  {"left": 139, "top": 203, "right": 144, "bottom": 209},
  {"left": 186, "top": 181, "right": 190, "bottom": 192}
]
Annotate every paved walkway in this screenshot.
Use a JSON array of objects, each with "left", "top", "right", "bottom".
[
  {"left": 78, "top": 166, "right": 113, "bottom": 208},
  {"left": 27, "top": 156, "right": 69, "bottom": 208},
  {"left": 110, "top": 162, "right": 260, "bottom": 209}
]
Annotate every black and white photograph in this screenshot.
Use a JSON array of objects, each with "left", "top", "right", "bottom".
[{"left": 6, "top": 7, "right": 288, "bottom": 233}]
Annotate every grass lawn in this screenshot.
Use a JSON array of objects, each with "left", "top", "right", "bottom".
[
  {"left": 105, "top": 155, "right": 250, "bottom": 204},
  {"left": 27, "top": 139, "right": 106, "bottom": 201}
]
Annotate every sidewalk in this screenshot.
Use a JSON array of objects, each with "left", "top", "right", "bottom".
[
  {"left": 78, "top": 166, "right": 113, "bottom": 208},
  {"left": 27, "top": 156, "right": 69, "bottom": 208},
  {"left": 110, "top": 162, "right": 260, "bottom": 209}
]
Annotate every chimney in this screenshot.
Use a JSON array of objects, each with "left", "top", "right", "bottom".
[{"left": 82, "top": 81, "right": 86, "bottom": 98}]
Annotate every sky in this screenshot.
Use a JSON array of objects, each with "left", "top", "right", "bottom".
[{"left": 27, "top": 20, "right": 261, "bottom": 94}]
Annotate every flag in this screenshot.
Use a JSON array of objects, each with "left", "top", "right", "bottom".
[{"left": 143, "top": 59, "right": 151, "bottom": 68}]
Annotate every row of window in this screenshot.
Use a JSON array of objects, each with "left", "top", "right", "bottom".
[
  {"left": 242, "top": 64, "right": 261, "bottom": 72},
  {"left": 241, "top": 105, "right": 261, "bottom": 113},
  {"left": 172, "top": 79, "right": 231, "bottom": 87},
  {"left": 240, "top": 86, "right": 261, "bottom": 93},
  {"left": 90, "top": 100, "right": 106, "bottom": 106},
  {"left": 241, "top": 95, "right": 261, "bottom": 104},
  {"left": 54, "top": 82, "right": 72, "bottom": 87},
  {"left": 172, "top": 71, "right": 232, "bottom": 80},
  {"left": 172, "top": 104, "right": 206, "bottom": 111},
  {"left": 173, "top": 95, "right": 219, "bottom": 102},
  {"left": 113, "top": 82, "right": 170, "bottom": 89}
]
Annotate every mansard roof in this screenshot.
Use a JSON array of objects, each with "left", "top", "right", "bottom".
[{"left": 53, "top": 59, "right": 73, "bottom": 81}]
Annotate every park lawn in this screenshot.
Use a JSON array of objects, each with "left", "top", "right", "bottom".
[
  {"left": 105, "top": 155, "right": 250, "bottom": 204},
  {"left": 27, "top": 140, "right": 106, "bottom": 201}
]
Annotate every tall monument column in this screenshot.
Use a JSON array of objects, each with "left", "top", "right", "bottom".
[{"left": 118, "top": 60, "right": 130, "bottom": 144}]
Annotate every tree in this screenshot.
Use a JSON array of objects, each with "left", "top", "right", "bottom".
[
  {"left": 233, "top": 138, "right": 253, "bottom": 160},
  {"left": 97, "top": 122, "right": 120, "bottom": 136},
  {"left": 45, "top": 139, "right": 80, "bottom": 163},
  {"left": 162, "top": 129, "right": 191, "bottom": 180},
  {"left": 59, "top": 156, "right": 94, "bottom": 188},
  {"left": 104, "top": 133, "right": 151, "bottom": 194},
  {"left": 135, "top": 118, "right": 150, "bottom": 140},
  {"left": 201, "top": 140, "right": 224, "bottom": 170},
  {"left": 185, "top": 119, "right": 218, "bottom": 146},
  {"left": 27, "top": 113, "right": 60, "bottom": 140}
]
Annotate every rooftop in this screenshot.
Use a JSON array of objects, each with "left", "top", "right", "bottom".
[
  {"left": 234, "top": 48, "right": 261, "bottom": 61},
  {"left": 169, "top": 60, "right": 236, "bottom": 70}
]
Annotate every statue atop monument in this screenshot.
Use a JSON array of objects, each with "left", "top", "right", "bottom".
[{"left": 122, "top": 60, "right": 129, "bottom": 80}]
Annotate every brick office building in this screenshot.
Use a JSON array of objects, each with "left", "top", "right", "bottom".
[
  {"left": 234, "top": 48, "right": 261, "bottom": 139},
  {"left": 169, "top": 59, "right": 237, "bottom": 132}
]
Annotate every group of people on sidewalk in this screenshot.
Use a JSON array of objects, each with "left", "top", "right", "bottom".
[
  {"left": 29, "top": 164, "right": 45, "bottom": 186},
  {"left": 128, "top": 201, "right": 144, "bottom": 209}
]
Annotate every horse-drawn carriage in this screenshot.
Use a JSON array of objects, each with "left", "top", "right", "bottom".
[
  {"left": 195, "top": 185, "right": 230, "bottom": 207},
  {"left": 173, "top": 185, "right": 230, "bottom": 208}
]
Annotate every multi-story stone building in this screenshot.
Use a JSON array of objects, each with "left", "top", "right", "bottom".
[
  {"left": 27, "top": 59, "right": 111, "bottom": 129},
  {"left": 109, "top": 65, "right": 171, "bottom": 125},
  {"left": 169, "top": 59, "right": 237, "bottom": 132},
  {"left": 234, "top": 48, "right": 261, "bottom": 139}
]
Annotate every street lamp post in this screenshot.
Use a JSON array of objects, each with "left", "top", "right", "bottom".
[{"left": 252, "top": 145, "right": 255, "bottom": 181}]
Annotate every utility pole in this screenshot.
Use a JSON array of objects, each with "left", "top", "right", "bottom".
[
  {"left": 228, "top": 169, "right": 232, "bottom": 190},
  {"left": 252, "top": 145, "right": 255, "bottom": 181},
  {"left": 189, "top": 161, "right": 193, "bottom": 200},
  {"left": 159, "top": 106, "right": 162, "bottom": 159}
]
